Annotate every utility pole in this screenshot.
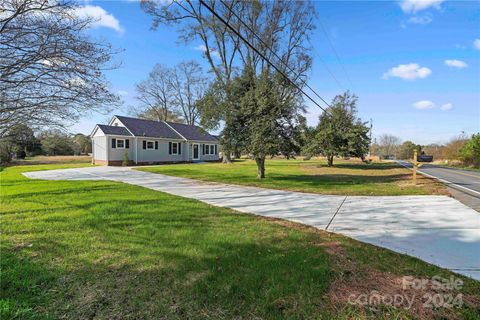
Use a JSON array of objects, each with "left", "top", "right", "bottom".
[
  {"left": 413, "top": 148, "right": 418, "bottom": 185},
  {"left": 369, "top": 118, "right": 373, "bottom": 156}
]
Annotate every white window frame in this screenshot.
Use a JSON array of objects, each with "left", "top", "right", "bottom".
[
  {"left": 116, "top": 139, "right": 125, "bottom": 149},
  {"left": 171, "top": 142, "right": 179, "bottom": 155},
  {"left": 204, "top": 144, "right": 215, "bottom": 155},
  {"left": 146, "top": 140, "right": 155, "bottom": 150}
]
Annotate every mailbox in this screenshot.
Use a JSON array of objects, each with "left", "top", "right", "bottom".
[{"left": 417, "top": 155, "right": 433, "bottom": 162}]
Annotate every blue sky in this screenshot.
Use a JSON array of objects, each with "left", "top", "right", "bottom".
[{"left": 74, "top": 0, "right": 480, "bottom": 145}]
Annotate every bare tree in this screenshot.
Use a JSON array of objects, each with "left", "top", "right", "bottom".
[
  {"left": 141, "top": 0, "right": 316, "bottom": 162},
  {"left": 134, "top": 64, "right": 175, "bottom": 122},
  {"left": 169, "top": 61, "right": 207, "bottom": 125},
  {"left": 133, "top": 61, "right": 208, "bottom": 125},
  {"left": 0, "top": 0, "right": 120, "bottom": 136},
  {"left": 378, "top": 134, "right": 401, "bottom": 159},
  {"left": 133, "top": 106, "right": 184, "bottom": 123}
]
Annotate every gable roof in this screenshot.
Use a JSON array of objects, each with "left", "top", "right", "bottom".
[
  {"left": 97, "top": 124, "right": 132, "bottom": 136},
  {"left": 115, "top": 115, "right": 183, "bottom": 139},
  {"left": 166, "top": 121, "right": 219, "bottom": 142}
]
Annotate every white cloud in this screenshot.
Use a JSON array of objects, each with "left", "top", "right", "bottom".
[
  {"left": 400, "top": 0, "right": 445, "bottom": 13},
  {"left": 118, "top": 90, "right": 128, "bottom": 96},
  {"left": 194, "top": 44, "right": 220, "bottom": 58},
  {"left": 474, "top": 39, "right": 480, "bottom": 50},
  {"left": 444, "top": 59, "right": 468, "bottom": 69},
  {"left": 406, "top": 15, "right": 433, "bottom": 25},
  {"left": 74, "top": 5, "right": 123, "bottom": 33},
  {"left": 383, "top": 63, "right": 432, "bottom": 80},
  {"left": 413, "top": 100, "right": 435, "bottom": 109},
  {"left": 440, "top": 103, "right": 453, "bottom": 111}
]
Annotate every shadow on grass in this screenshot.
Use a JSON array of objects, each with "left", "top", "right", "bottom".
[
  {"left": 2, "top": 211, "right": 335, "bottom": 319},
  {"left": 269, "top": 173, "right": 408, "bottom": 186},
  {"left": 311, "top": 162, "right": 402, "bottom": 171},
  {"left": 4, "top": 200, "right": 479, "bottom": 319}
]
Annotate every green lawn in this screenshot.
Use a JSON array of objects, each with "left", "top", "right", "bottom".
[
  {"left": 138, "top": 159, "right": 447, "bottom": 196},
  {"left": 1, "top": 164, "right": 478, "bottom": 319}
]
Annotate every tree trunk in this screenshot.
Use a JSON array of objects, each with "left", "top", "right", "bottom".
[
  {"left": 255, "top": 156, "right": 265, "bottom": 179},
  {"left": 327, "top": 155, "right": 334, "bottom": 167},
  {"left": 223, "top": 150, "right": 232, "bottom": 163}
]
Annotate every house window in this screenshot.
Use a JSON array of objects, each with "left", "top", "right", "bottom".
[
  {"left": 116, "top": 139, "right": 125, "bottom": 148},
  {"left": 203, "top": 144, "right": 216, "bottom": 155},
  {"left": 112, "top": 138, "right": 129, "bottom": 149},
  {"left": 142, "top": 140, "right": 158, "bottom": 150},
  {"left": 169, "top": 142, "right": 181, "bottom": 155}
]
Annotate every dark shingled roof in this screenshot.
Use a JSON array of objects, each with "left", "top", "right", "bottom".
[
  {"left": 97, "top": 124, "right": 132, "bottom": 136},
  {"left": 166, "top": 121, "right": 219, "bottom": 142},
  {"left": 115, "top": 115, "right": 182, "bottom": 139}
]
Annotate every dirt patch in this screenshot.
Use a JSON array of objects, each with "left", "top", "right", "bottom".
[
  {"left": 329, "top": 269, "right": 473, "bottom": 320},
  {"left": 11, "top": 155, "right": 91, "bottom": 165},
  {"left": 13, "top": 242, "right": 33, "bottom": 251},
  {"left": 316, "top": 241, "right": 345, "bottom": 256}
]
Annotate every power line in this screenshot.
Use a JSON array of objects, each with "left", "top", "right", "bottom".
[
  {"left": 197, "top": 0, "right": 331, "bottom": 114},
  {"left": 317, "top": 16, "right": 354, "bottom": 91},
  {"left": 217, "top": 0, "right": 332, "bottom": 110},
  {"left": 308, "top": 38, "right": 345, "bottom": 92}
]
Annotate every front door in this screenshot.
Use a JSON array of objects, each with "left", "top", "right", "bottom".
[{"left": 193, "top": 144, "right": 199, "bottom": 160}]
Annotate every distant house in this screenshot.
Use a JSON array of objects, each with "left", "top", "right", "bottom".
[{"left": 90, "top": 115, "right": 219, "bottom": 165}]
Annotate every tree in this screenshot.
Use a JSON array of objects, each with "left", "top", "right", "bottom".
[
  {"left": 291, "top": 115, "right": 313, "bottom": 156},
  {"left": 305, "top": 92, "right": 370, "bottom": 166},
  {"left": 133, "top": 61, "right": 208, "bottom": 125},
  {"left": 377, "top": 134, "right": 401, "bottom": 159},
  {"left": 73, "top": 134, "right": 92, "bottom": 155},
  {"left": 170, "top": 61, "right": 208, "bottom": 125},
  {"left": 134, "top": 64, "right": 176, "bottom": 122},
  {"left": 222, "top": 65, "right": 304, "bottom": 178},
  {"left": 459, "top": 133, "right": 480, "bottom": 168},
  {"left": 0, "top": 124, "right": 38, "bottom": 161},
  {"left": 397, "top": 141, "right": 422, "bottom": 160},
  {"left": 135, "top": 108, "right": 184, "bottom": 123},
  {"left": 142, "top": 0, "right": 316, "bottom": 163},
  {"left": 0, "top": 0, "right": 120, "bottom": 136},
  {"left": 39, "top": 130, "right": 74, "bottom": 156},
  {"left": 443, "top": 134, "right": 468, "bottom": 160}
]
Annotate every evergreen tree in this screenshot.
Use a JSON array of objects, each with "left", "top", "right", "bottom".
[{"left": 305, "top": 92, "right": 370, "bottom": 166}]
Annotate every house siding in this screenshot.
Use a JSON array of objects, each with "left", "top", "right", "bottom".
[
  {"left": 92, "top": 135, "right": 107, "bottom": 161},
  {"left": 136, "top": 139, "right": 187, "bottom": 163},
  {"left": 108, "top": 136, "right": 135, "bottom": 162},
  {"left": 187, "top": 142, "right": 220, "bottom": 162}
]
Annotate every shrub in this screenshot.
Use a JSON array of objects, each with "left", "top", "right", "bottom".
[
  {"left": 122, "top": 151, "right": 130, "bottom": 166},
  {"left": 459, "top": 133, "right": 480, "bottom": 168}
]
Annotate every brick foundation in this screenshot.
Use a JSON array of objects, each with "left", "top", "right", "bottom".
[{"left": 92, "top": 159, "right": 220, "bottom": 166}]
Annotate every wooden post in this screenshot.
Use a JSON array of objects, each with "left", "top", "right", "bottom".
[{"left": 413, "top": 149, "right": 418, "bottom": 185}]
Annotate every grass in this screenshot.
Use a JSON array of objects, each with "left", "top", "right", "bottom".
[
  {"left": 433, "top": 162, "right": 480, "bottom": 173},
  {"left": 1, "top": 164, "right": 479, "bottom": 319},
  {"left": 137, "top": 158, "right": 448, "bottom": 196}
]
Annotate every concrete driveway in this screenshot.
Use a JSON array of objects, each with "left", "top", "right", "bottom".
[{"left": 23, "top": 166, "right": 480, "bottom": 280}]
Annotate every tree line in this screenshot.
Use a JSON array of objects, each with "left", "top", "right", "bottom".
[
  {"left": 0, "top": 124, "right": 92, "bottom": 163},
  {"left": 372, "top": 133, "right": 480, "bottom": 168}
]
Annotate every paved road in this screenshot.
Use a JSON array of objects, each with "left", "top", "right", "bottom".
[
  {"left": 398, "top": 161, "right": 480, "bottom": 196},
  {"left": 23, "top": 166, "right": 480, "bottom": 280}
]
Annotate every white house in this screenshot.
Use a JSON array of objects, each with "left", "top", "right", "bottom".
[{"left": 90, "top": 115, "right": 220, "bottom": 165}]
